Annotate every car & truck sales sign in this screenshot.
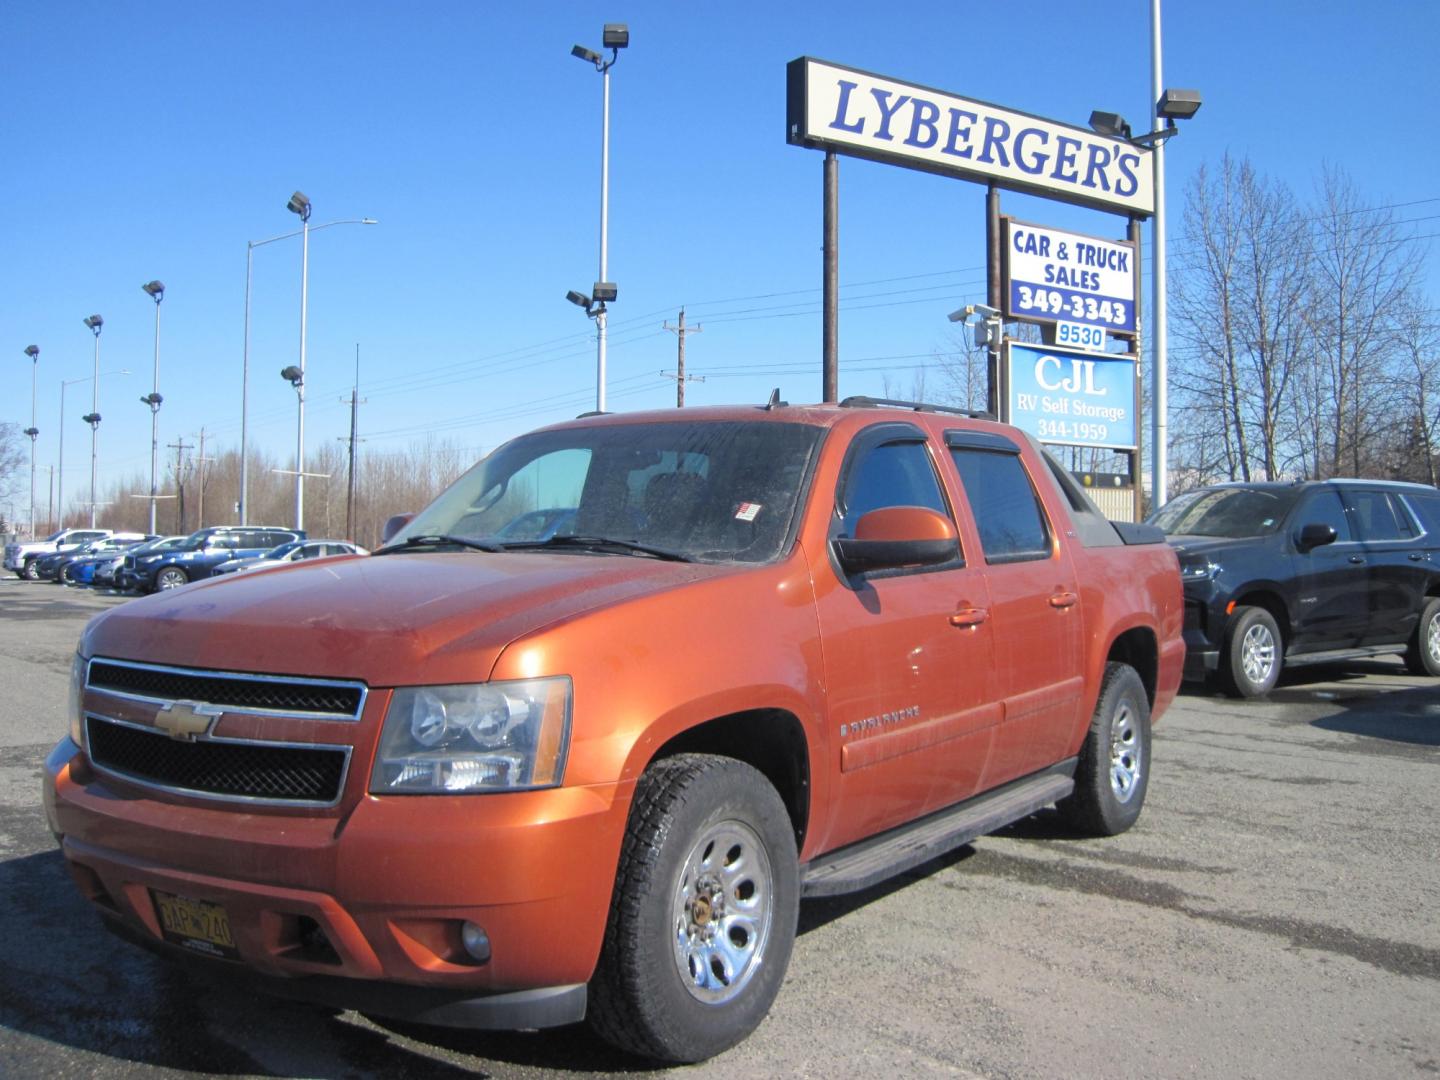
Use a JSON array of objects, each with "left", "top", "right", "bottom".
[
  {"left": 1005, "top": 219, "right": 1137, "bottom": 335},
  {"left": 786, "top": 58, "right": 1155, "bottom": 217}
]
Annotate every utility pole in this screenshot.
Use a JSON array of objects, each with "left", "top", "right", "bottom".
[
  {"left": 342, "top": 344, "right": 366, "bottom": 543},
  {"left": 195, "top": 428, "right": 216, "bottom": 529},
  {"left": 662, "top": 308, "right": 704, "bottom": 407},
  {"left": 168, "top": 437, "right": 190, "bottom": 534}
]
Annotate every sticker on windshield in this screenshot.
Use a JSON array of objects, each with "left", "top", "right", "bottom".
[{"left": 735, "top": 502, "right": 762, "bottom": 522}]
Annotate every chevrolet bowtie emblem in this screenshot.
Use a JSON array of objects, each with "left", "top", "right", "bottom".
[{"left": 154, "top": 700, "right": 221, "bottom": 741}]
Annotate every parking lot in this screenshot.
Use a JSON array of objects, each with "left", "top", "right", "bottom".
[{"left": 1, "top": 575, "right": 1437, "bottom": 1079}]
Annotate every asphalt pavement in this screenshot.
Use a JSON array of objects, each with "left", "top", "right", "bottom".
[{"left": 1, "top": 576, "right": 1437, "bottom": 1078}]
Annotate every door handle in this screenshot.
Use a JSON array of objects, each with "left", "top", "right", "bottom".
[
  {"left": 1348, "top": 556, "right": 1365, "bottom": 565},
  {"left": 950, "top": 607, "right": 990, "bottom": 627},
  {"left": 1048, "top": 591, "right": 1079, "bottom": 609},
  {"left": 1409, "top": 552, "right": 1426, "bottom": 562}
]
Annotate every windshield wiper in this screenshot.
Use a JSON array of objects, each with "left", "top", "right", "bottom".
[
  {"left": 377, "top": 534, "right": 505, "bottom": 555},
  {"left": 502, "top": 534, "right": 692, "bottom": 562}
]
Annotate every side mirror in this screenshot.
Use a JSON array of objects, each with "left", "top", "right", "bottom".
[
  {"left": 1295, "top": 522, "right": 1338, "bottom": 553},
  {"left": 833, "top": 506, "right": 960, "bottom": 576},
  {"left": 381, "top": 513, "right": 416, "bottom": 544}
]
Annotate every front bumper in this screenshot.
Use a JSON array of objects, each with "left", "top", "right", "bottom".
[{"left": 44, "top": 738, "right": 632, "bottom": 1025}]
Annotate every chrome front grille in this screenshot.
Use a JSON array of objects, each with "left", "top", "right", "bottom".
[
  {"left": 88, "top": 659, "right": 366, "bottom": 720},
  {"left": 83, "top": 657, "right": 367, "bottom": 807}
]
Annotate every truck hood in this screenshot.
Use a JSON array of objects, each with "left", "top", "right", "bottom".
[
  {"left": 82, "top": 552, "right": 743, "bottom": 686},
  {"left": 1164, "top": 534, "right": 1268, "bottom": 561}
]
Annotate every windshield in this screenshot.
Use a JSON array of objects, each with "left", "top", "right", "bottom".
[
  {"left": 1149, "top": 487, "right": 1301, "bottom": 538},
  {"left": 385, "top": 419, "right": 824, "bottom": 564}
]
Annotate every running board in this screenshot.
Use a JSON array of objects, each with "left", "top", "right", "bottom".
[{"left": 800, "top": 760, "right": 1077, "bottom": 898}]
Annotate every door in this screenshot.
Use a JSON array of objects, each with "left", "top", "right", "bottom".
[
  {"left": 812, "top": 424, "right": 998, "bottom": 852},
  {"left": 946, "top": 435, "right": 1084, "bottom": 786},
  {"left": 1343, "top": 488, "right": 1430, "bottom": 647},
  {"left": 1286, "top": 489, "right": 1369, "bottom": 652}
]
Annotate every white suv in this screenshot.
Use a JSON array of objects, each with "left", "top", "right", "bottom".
[{"left": 4, "top": 528, "right": 113, "bottom": 580}]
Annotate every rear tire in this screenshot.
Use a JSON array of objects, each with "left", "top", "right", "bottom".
[
  {"left": 1056, "top": 662, "right": 1151, "bottom": 837},
  {"left": 1220, "top": 605, "right": 1282, "bottom": 698},
  {"left": 588, "top": 754, "right": 799, "bottom": 1064},
  {"left": 1404, "top": 597, "right": 1440, "bottom": 676}
]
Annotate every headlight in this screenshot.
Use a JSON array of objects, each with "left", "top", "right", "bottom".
[
  {"left": 370, "top": 677, "right": 572, "bottom": 794},
  {"left": 1180, "top": 560, "right": 1220, "bottom": 582},
  {"left": 68, "top": 653, "right": 87, "bottom": 746}
]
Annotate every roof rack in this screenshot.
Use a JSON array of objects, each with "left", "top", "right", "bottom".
[
  {"left": 838, "top": 396, "right": 994, "bottom": 421},
  {"left": 574, "top": 410, "right": 609, "bottom": 419}
]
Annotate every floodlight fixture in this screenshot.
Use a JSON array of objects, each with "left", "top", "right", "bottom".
[
  {"left": 83, "top": 314, "right": 103, "bottom": 333},
  {"left": 280, "top": 364, "right": 303, "bottom": 386},
  {"left": 142, "top": 280, "right": 165, "bottom": 301},
  {"left": 286, "top": 190, "right": 312, "bottom": 221},
  {"left": 23, "top": 427, "right": 38, "bottom": 438},
  {"left": 83, "top": 412, "right": 102, "bottom": 426},
  {"left": 571, "top": 44, "right": 601, "bottom": 64},
  {"left": 24, "top": 344, "right": 38, "bottom": 359},
  {"left": 602, "top": 24, "right": 629, "bottom": 49},
  {"left": 591, "top": 281, "right": 618, "bottom": 303},
  {"left": 1157, "top": 88, "right": 1202, "bottom": 121},
  {"left": 1088, "top": 110, "right": 1133, "bottom": 140},
  {"left": 566, "top": 289, "right": 592, "bottom": 309},
  {"left": 141, "top": 392, "right": 163, "bottom": 407}
]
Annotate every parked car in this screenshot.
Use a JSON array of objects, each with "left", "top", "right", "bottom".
[
  {"left": 91, "top": 535, "right": 187, "bottom": 589},
  {"left": 4, "top": 527, "right": 112, "bottom": 579},
  {"left": 40, "top": 534, "right": 154, "bottom": 584},
  {"left": 210, "top": 538, "right": 367, "bottom": 576},
  {"left": 1149, "top": 478, "right": 1440, "bottom": 697},
  {"left": 116, "top": 526, "right": 305, "bottom": 593},
  {"left": 47, "top": 400, "right": 1183, "bottom": 1063}
]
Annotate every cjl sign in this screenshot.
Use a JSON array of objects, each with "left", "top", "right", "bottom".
[{"left": 1007, "top": 343, "right": 1136, "bottom": 450}]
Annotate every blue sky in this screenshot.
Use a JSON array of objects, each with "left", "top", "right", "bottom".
[{"left": 4, "top": 1, "right": 1438, "bottom": 515}]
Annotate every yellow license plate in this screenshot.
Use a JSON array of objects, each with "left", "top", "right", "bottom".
[{"left": 152, "top": 891, "right": 238, "bottom": 959}]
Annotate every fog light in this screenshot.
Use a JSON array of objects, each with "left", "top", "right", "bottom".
[{"left": 460, "top": 921, "right": 491, "bottom": 963}]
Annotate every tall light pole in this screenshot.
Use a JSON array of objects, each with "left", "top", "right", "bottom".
[
  {"left": 58, "top": 367, "right": 128, "bottom": 530},
  {"left": 571, "top": 23, "right": 628, "bottom": 412},
  {"left": 82, "top": 315, "right": 104, "bottom": 527},
  {"left": 286, "top": 190, "right": 312, "bottom": 531},
  {"left": 23, "top": 346, "right": 39, "bottom": 537},
  {"left": 241, "top": 210, "right": 375, "bottom": 526},
  {"left": 141, "top": 281, "right": 165, "bottom": 533}
]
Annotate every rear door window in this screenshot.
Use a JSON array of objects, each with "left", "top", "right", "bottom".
[
  {"left": 1345, "top": 490, "right": 1416, "bottom": 542},
  {"left": 949, "top": 448, "right": 1052, "bottom": 564}
]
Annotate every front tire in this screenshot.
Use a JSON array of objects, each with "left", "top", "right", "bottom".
[
  {"left": 1404, "top": 597, "right": 1440, "bottom": 676},
  {"left": 22, "top": 558, "right": 40, "bottom": 581},
  {"left": 1056, "top": 662, "right": 1151, "bottom": 837},
  {"left": 1221, "top": 605, "right": 1282, "bottom": 698},
  {"left": 154, "top": 566, "right": 189, "bottom": 591},
  {"left": 588, "top": 754, "right": 799, "bottom": 1064}
]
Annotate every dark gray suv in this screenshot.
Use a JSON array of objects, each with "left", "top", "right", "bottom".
[{"left": 1150, "top": 479, "right": 1440, "bottom": 697}]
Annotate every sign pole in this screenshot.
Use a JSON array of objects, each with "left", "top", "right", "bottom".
[
  {"left": 1129, "top": 216, "right": 1145, "bottom": 521},
  {"left": 823, "top": 151, "right": 839, "bottom": 402},
  {"left": 987, "top": 185, "right": 1002, "bottom": 419}
]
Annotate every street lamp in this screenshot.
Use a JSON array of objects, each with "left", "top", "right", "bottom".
[
  {"left": 1086, "top": 73, "right": 1201, "bottom": 510},
  {"left": 286, "top": 190, "right": 312, "bottom": 532},
  {"left": 239, "top": 208, "right": 375, "bottom": 527},
  {"left": 571, "top": 22, "right": 629, "bottom": 412},
  {"left": 82, "top": 315, "right": 103, "bottom": 527},
  {"left": 58, "top": 367, "right": 128, "bottom": 530},
  {"left": 141, "top": 280, "right": 165, "bottom": 533},
  {"left": 23, "top": 345, "right": 39, "bottom": 538}
]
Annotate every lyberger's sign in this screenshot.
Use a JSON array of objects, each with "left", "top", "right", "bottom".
[{"left": 787, "top": 58, "right": 1154, "bottom": 217}]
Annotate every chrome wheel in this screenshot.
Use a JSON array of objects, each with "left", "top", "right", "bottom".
[
  {"left": 1109, "top": 700, "right": 1142, "bottom": 803},
  {"left": 671, "top": 819, "right": 773, "bottom": 1006},
  {"left": 155, "top": 568, "right": 188, "bottom": 590},
  {"left": 1240, "top": 622, "right": 1276, "bottom": 686},
  {"left": 1426, "top": 613, "right": 1440, "bottom": 666}
]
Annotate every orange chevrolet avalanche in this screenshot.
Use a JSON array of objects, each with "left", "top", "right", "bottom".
[{"left": 44, "top": 399, "right": 1183, "bottom": 1063}]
